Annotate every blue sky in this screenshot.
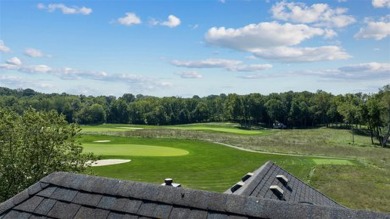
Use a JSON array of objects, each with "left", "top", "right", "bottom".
[{"left": 0, "top": 0, "right": 389, "bottom": 97}]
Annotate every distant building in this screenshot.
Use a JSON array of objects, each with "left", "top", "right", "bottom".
[
  {"left": 273, "top": 121, "right": 286, "bottom": 129},
  {"left": 0, "top": 161, "right": 388, "bottom": 218}
]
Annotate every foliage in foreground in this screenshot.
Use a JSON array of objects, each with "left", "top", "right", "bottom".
[{"left": 0, "top": 108, "right": 96, "bottom": 202}]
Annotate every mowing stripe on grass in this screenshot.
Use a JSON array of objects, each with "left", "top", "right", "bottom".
[{"left": 83, "top": 143, "right": 189, "bottom": 157}]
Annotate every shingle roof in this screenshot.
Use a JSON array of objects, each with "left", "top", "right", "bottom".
[
  {"left": 225, "top": 161, "right": 342, "bottom": 208},
  {"left": 1, "top": 167, "right": 389, "bottom": 218}
]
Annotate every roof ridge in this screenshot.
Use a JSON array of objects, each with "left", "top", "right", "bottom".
[
  {"left": 2, "top": 171, "right": 389, "bottom": 218},
  {"left": 238, "top": 161, "right": 274, "bottom": 196}
]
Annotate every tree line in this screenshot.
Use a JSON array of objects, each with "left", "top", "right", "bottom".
[{"left": 0, "top": 85, "right": 389, "bottom": 146}]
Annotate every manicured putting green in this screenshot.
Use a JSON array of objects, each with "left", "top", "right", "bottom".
[
  {"left": 311, "top": 158, "right": 355, "bottom": 165},
  {"left": 83, "top": 143, "right": 189, "bottom": 157}
]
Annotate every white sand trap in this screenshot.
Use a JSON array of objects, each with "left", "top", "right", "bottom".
[
  {"left": 93, "top": 140, "right": 111, "bottom": 143},
  {"left": 88, "top": 159, "right": 131, "bottom": 166}
]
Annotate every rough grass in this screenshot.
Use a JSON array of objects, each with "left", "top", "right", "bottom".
[
  {"left": 81, "top": 123, "right": 269, "bottom": 135},
  {"left": 311, "top": 158, "right": 355, "bottom": 165},
  {"left": 80, "top": 124, "right": 390, "bottom": 213},
  {"left": 80, "top": 134, "right": 323, "bottom": 192},
  {"left": 170, "top": 123, "right": 267, "bottom": 135},
  {"left": 81, "top": 124, "right": 146, "bottom": 133}
]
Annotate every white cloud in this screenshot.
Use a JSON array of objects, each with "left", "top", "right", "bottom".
[
  {"left": 55, "top": 67, "right": 108, "bottom": 80},
  {"left": 171, "top": 58, "right": 272, "bottom": 72},
  {"left": 338, "top": 62, "right": 390, "bottom": 73},
  {"left": 117, "top": 74, "right": 173, "bottom": 91},
  {"left": 0, "top": 59, "right": 172, "bottom": 92},
  {"left": 150, "top": 15, "right": 181, "bottom": 28},
  {"left": 177, "top": 71, "right": 203, "bottom": 79},
  {"left": 238, "top": 73, "right": 282, "bottom": 79},
  {"left": 172, "top": 59, "right": 241, "bottom": 68},
  {"left": 271, "top": 2, "right": 355, "bottom": 28},
  {"left": 20, "top": 65, "right": 52, "bottom": 74},
  {"left": 162, "top": 15, "right": 181, "bottom": 28},
  {"left": 24, "top": 48, "right": 44, "bottom": 57},
  {"left": 228, "top": 64, "right": 273, "bottom": 72},
  {"left": 0, "top": 40, "right": 10, "bottom": 52},
  {"left": 372, "top": 0, "right": 390, "bottom": 8},
  {"left": 205, "top": 22, "right": 350, "bottom": 62},
  {"left": 251, "top": 46, "right": 350, "bottom": 62},
  {"left": 6, "top": 57, "right": 22, "bottom": 66},
  {"left": 355, "top": 16, "right": 390, "bottom": 40},
  {"left": 0, "top": 64, "right": 19, "bottom": 70},
  {"left": 299, "top": 62, "right": 390, "bottom": 81},
  {"left": 0, "top": 75, "right": 24, "bottom": 86},
  {"left": 189, "top": 24, "right": 199, "bottom": 30},
  {"left": 37, "top": 3, "right": 92, "bottom": 15},
  {"left": 205, "top": 22, "right": 330, "bottom": 51},
  {"left": 117, "top": 13, "right": 142, "bottom": 26}
]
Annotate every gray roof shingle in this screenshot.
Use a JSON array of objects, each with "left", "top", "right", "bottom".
[
  {"left": 225, "top": 161, "right": 342, "bottom": 208},
  {"left": 0, "top": 161, "right": 389, "bottom": 219}
]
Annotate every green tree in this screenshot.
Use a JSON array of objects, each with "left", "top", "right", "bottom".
[
  {"left": 75, "top": 103, "right": 106, "bottom": 124},
  {"left": 0, "top": 108, "right": 96, "bottom": 201}
]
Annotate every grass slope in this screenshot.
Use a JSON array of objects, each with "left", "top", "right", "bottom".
[
  {"left": 80, "top": 123, "right": 390, "bottom": 212},
  {"left": 81, "top": 123, "right": 269, "bottom": 135},
  {"left": 80, "top": 134, "right": 353, "bottom": 193}
]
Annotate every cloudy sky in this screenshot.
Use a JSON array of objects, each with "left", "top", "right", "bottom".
[{"left": 0, "top": 0, "right": 389, "bottom": 97}]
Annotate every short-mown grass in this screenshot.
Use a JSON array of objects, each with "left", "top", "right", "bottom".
[
  {"left": 169, "top": 123, "right": 267, "bottom": 135},
  {"left": 80, "top": 124, "right": 390, "bottom": 212},
  {"left": 80, "top": 134, "right": 332, "bottom": 192},
  {"left": 83, "top": 143, "right": 189, "bottom": 157},
  {"left": 81, "top": 123, "right": 269, "bottom": 135},
  {"left": 81, "top": 124, "right": 147, "bottom": 133}
]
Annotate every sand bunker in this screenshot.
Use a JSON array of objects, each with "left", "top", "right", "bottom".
[
  {"left": 93, "top": 140, "right": 111, "bottom": 143},
  {"left": 88, "top": 159, "right": 131, "bottom": 166}
]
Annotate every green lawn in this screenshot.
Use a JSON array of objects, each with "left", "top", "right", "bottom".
[
  {"left": 79, "top": 123, "right": 390, "bottom": 212},
  {"left": 83, "top": 143, "right": 189, "bottom": 157},
  {"left": 81, "top": 124, "right": 147, "bottom": 133},
  {"left": 169, "top": 123, "right": 267, "bottom": 135},
  {"left": 311, "top": 158, "right": 355, "bottom": 165},
  {"left": 81, "top": 123, "right": 269, "bottom": 135},
  {"left": 80, "top": 134, "right": 353, "bottom": 192}
]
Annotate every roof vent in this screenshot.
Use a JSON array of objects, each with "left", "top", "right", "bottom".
[
  {"left": 270, "top": 185, "right": 285, "bottom": 200},
  {"left": 230, "top": 181, "right": 245, "bottom": 193},
  {"left": 276, "top": 175, "right": 289, "bottom": 185},
  {"left": 241, "top": 172, "right": 254, "bottom": 182},
  {"left": 161, "top": 178, "right": 181, "bottom": 187}
]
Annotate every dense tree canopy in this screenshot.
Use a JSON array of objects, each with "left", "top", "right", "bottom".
[
  {"left": 0, "top": 85, "right": 389, "bottom": 146},
  {"left": 0, "top": 108, "right": 96, "bottom": 202}
]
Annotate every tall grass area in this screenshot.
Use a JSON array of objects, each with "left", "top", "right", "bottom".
[{"left": 81, "top": 124, "right": 390, "bottom": 212}]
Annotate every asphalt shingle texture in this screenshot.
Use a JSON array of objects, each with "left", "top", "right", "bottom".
[
  {"left": 1, "top": 162, "right": 389, "bottom": 219},
  {"left": 226, "top": 161, "right": 342, "bottom": 208}
]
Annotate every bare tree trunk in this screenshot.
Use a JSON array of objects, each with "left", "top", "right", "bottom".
[{"left": 381, "top": 123, "right": 390, "bottom": 147}]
